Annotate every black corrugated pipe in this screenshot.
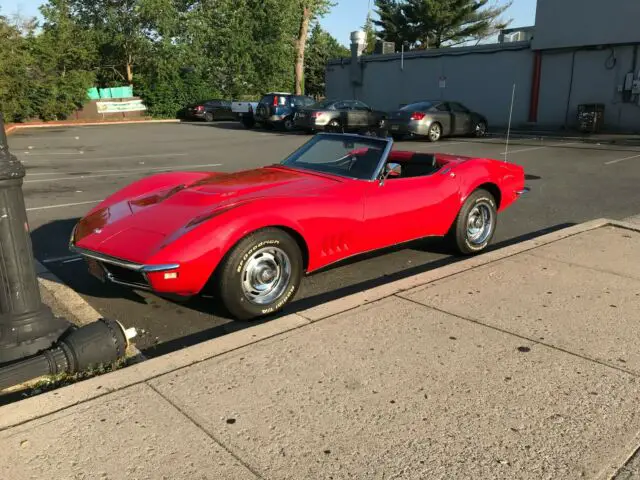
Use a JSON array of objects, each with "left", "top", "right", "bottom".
[{"left": 0, "top": 318, "right": 134, "bottom": 390}]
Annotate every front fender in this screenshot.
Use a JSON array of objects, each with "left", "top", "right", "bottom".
[{"left": 147, "top": 198, "right": 309, "bottom": 294}]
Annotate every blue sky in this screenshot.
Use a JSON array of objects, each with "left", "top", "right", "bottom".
[{"left": 2, "top": 0, "right": 537, "bottom": 45}]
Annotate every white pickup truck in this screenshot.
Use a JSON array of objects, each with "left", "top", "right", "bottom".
[{"left": 231, "top": 101, "right": 259, "bottom": 128}]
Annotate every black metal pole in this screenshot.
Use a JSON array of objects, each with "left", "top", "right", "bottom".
[{"left": 0, "top": 113, "right": 70, "bottom": 364}]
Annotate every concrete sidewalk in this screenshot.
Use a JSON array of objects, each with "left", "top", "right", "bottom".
[{"left": 1, "top": 219, "right": 639, "bottom": 479}]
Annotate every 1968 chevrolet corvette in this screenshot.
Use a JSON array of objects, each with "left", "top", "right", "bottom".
[{"left": 70, "top": 133, "right": 527, "bottom": 320}]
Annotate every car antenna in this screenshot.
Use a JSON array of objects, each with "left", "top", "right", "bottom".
[{"left": 504, "top": 83, "right": 516, "bottom": 163}]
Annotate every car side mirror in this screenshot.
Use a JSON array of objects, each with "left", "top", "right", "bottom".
[{"left": 380, "top": 162, "right": 401, "bottom": 186}]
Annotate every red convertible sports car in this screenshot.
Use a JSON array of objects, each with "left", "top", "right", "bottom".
[{"left": 70, "top": 133, "right": 527, "bottom": 320}]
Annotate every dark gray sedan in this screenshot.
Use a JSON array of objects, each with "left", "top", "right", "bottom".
[
  {"left": 387, "top": 100, "right": 488, "bottom": 142},
  {"left": 294, "top": 99, "right": 387, "bottom": 134}
]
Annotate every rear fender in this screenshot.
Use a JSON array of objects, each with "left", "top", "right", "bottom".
[{"left": 455, "top": 159, "right": 524, "bottom": 212}]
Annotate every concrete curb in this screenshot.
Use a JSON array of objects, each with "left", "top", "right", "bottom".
[
  {"left": 2, "top": 218, "right": 636, "bottom": 431},
  {"left": 5, "top": 119, "right": 180, "bottom": 136}
]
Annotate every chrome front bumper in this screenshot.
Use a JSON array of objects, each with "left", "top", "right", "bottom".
[{"left": 69, "top": 243, "right": 180, "bottom": 291}]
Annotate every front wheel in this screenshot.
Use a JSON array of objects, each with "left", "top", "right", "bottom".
[
  {"left": 449, "top": 189, "right": 497, "bottom": 255},
  {"left": 215, "top": 228, "right": 303, "bottom": 320}
]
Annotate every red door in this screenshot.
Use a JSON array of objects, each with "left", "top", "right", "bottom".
[{"left": 362, "top": 170, "right": 461, "bottom": 250}]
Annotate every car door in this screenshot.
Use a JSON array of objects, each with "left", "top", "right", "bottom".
[
  {"left": 343, "top": 101, "right": 368, "bottom": 129},
  {"left": 431, "top": 102, "right": 454, "bottom": 136},
  {"left": 220, "top": 100, "right": 233, "bottom": 119},
  {"left": 449, "top": 102, "right": 473, "bottom": 135},
  {"left": 333, "top": 101, "right": 351, "bottom": 127},
  {"left": 362, "top": 165, "right": 461, "bottom": 250},
  {"left": 352, "top": 100, "right": 376, "bottom": 127},
  {"left": 207, "top": 100, "right": 222, "bottom": 115}
]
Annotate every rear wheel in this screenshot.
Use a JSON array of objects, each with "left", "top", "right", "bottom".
[
  {"left": 282, "top": 116, "right": 295, "bottom": 132},
  {"left": 449, "top": 189, "right": 497, "bottom": 255},
  {"left": 204, "top": 112, "right": 214, "bottom": 122},
  {"left": 215, "top": 228, "right": 303, "bottom": 320},
  {"left": 473, "top": 120, "right": 487, "bottom": 137},
  {"left": 327, "top": 119, "right": 342, "bottom": 133},
  {"left": 427, "top": 122, "right": 442, "bottom": 142}
]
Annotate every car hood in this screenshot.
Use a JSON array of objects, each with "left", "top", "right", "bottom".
[{"left": 73, "top": 166, "right": 341, "bottom": 262}]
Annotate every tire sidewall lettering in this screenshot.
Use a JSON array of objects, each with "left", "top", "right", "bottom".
[{"left": 260, "top": 284, "right": 296, "bottom": 315}]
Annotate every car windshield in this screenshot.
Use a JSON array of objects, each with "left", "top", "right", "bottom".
[{"left": 280, "top": 134, "right": 389, "bottom": 180}]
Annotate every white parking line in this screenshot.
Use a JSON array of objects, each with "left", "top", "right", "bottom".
[
  {"left": 22, "top": 152, "right": 189, "bottom": 163},
  {"left": 604, "top": 153, "right": 640, "bottom": 165},
  {"left": 22, "top": 152, "right": 84, "bottom": 156},
  {"left": 42, "top": 254, "right": 83, "bottom": 264},
  {"left": 27, "top": 200, "right": 102, "bottom": 212},
  {"left": 25, "top": 163, "right": 223, "bottom": 183},
  {"left": 500, "top": 142, "right": 579, "bottom": 156}
]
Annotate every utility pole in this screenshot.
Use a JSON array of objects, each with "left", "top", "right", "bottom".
[{"left": 0, "top": 113, "right": 70, "bottom": 364}]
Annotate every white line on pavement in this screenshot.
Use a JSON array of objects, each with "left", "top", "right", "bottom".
[
  {"left": 27, "top": 200, "right": 102, "bottom": 212},
  {"left": 25, "top": 163, "right": 223, "bottom": 183},
  {"left": 500, "top": 141, "right": 579, "bottom": 156},
  {"left": 22, "top": 152, "right": 189, "bottom": 163},
  {"left": 42, "top": 254, "right": 83, "bottom": 264},
  {"left": 604, "top": 153, "right": 640, "bottom": 165},
  {"left": 22, "top": 152, "right": 84, "bottom": 156}
]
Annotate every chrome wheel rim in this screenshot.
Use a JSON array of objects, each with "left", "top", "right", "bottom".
[
  {"left": 466, "top": 202, "right": 494, "bottom": 245},
  {"left": 241, "top": 246, "right": 291, "bottom": 305},
  {"left": 429, "top": 124, "right": 441, "bottom": 141},
  {"left": 475, "top": 122, "right": 486, "bottom": 136},
  {"left": 284, "top": 118, "right": 294, "bottom": 130}
]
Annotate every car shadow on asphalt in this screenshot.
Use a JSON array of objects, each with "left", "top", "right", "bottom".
[{"left": 30, "top": 218, "right": 575, "bottom": 359}]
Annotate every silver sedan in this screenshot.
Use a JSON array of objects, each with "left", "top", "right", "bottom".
[{"left": 387, "top": 100, "right": 488, "bottom": 142}]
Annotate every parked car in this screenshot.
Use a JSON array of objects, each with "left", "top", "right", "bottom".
[
  {"left": 294, "top": 99, "right": 388, "bottom": 135},
  {"left": 387, "top": 100, "right": 488, "bottom": 142},
  {"left": 186, "top": 99, "right": 236, "bottom": 122},
  {"left": 231, "top": 100, "right": 259, "bottom": 128},
  {"left": 70, "top": 133, "right": 527, "bottom": 321},
  {"left": 253, "top": 92, "right": 316, "bottom": 131}
]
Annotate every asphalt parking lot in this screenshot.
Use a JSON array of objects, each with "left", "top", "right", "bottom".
[{"left": 10, "top": 121, "right": 640, "bottom": 357}]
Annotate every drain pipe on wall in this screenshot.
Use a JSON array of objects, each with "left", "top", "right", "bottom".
[
  {"left": 528, "top": 51, "right": 542, "bottom": 123},
  {"left": 563, "top": 49, "right": 578, "bottom": 129}
]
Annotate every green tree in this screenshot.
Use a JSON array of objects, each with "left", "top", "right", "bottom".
[
  {"left": 363, "top": 12, "right": 377, "bottom": 54},
  {"left": 374, "top": 0, "right": 512, "bottom": 50},
  {"left": 0, "top": 13, "right": 34, "bottom": 122},
  {"left": 305, "top": 24, "right": 349, "bottom": 98},
  {"left": 373, "top": 0, "right": 416, "bottom": 50},
  {"left": 67, "top": 0, "right": 161, "bottom": 85},
  {"left": 30, "top": 0, "right": 97, "bottom": 120},
  {"left": 294, "top": 0, "right": 334, "bottom": 95}
]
